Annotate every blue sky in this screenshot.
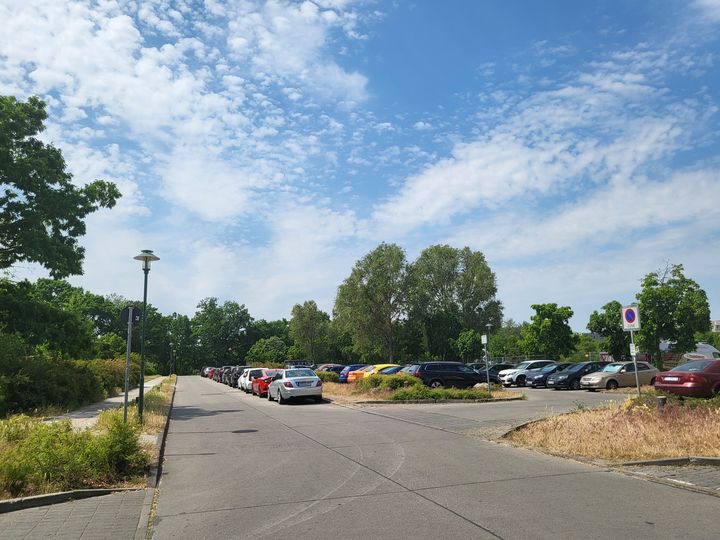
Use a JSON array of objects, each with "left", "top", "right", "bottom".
[{"left": 2, "top": 0, "right": 719, "bottom": 330}]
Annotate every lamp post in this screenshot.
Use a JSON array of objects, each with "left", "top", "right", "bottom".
[
  {"left": 134, "top": 249, "right": 159, "bottom": 422},
  {"left": 484, "top": 323, "right": 493, "bottom": 392}
]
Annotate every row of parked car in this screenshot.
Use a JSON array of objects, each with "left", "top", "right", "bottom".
[
  {"left": 201, "top": 357, "right": 720, "bottom": 398},
  {"left": 201, "top": 364, "right": 324, "bottom": 403}
]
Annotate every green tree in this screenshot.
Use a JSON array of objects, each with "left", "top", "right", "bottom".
[
  {"left": 636, "top": 264, "right": 711, "bottom": 369},
  {"left": 245, "top": 336, "right": 288, "bottom": 364},
  {"left": 334, "top": 243, "right": 410, "bottom": 361},
  {"left": 410, "top": 245, "right": 502, "bottom": 360},
  {"left": 0, "top": 96, "right": 120, "bottom": 277},
  {"left": 488, "top": 319, "right": 527, "bottom": 360},
  {"left": 191, "top": 298, "right": 254, "bottom": 365},
  {"left": 248, "top": 319, "right": 290, "bottom": 345},
  {"left": 289, "top": 301, "right": 330, "bottom": 362},
  {"left": 455, "top": 329, "right": 484, "bottom": 362},
  {"left": 587, "top": 300, "right": 630, "bottom": 361},
  {"left": 95, "top": 332, "right": 125, "bottom": 359},
  {"left": 520, "top": 304, "right": 577, "bottom": 360}
]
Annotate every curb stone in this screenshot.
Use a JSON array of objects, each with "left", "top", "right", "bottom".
[
  {"left": 324, "top": 396, "right": 524, "bottom": 405},
  {"left": 0, "top": 488, "right": 138, "bottom": 514},
  {"left": 140, "top": 376, "right": 177, "bottom": 540},
  {"left": 620, "top": 457, "right": 720, "bottom": 467}
]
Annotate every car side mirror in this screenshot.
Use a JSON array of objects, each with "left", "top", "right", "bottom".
[{"left": 619, "top": 368, "right": 626, "bottom": 373}]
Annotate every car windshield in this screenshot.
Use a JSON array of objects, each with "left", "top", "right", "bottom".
[
  {"left": 515, "top": 362, "right": 532, "bottom": 370},
  {"left": 564, "top": 363, "right": 586, "bottom": 372},
  {"left": 539, "top": 364, "right": 557, "bottom": 373},
  {"left": 285, "top": 369, "right": 315, "bottom": 378},
  {"left": 600, "top": 364, "right": 623, "bottom": 373},
  {"left": 671, "top": 360, "right": 714, "bottom": 372},
  {"left": 265, "top": 370, "right": 279, "bottom": 377}
]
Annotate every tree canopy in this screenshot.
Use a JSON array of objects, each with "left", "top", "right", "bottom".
[
  {"left": 0, "top": 96, "right": 120, "bottom": 277},
  {"left": 289, "top": 300, "right": 330, "bottom": 362},
  {"left": 520, "top": 303, "right": 577, "bottom": 360},
  {"left": 587, "top": 300, "right": 630, "bottom": 361}
]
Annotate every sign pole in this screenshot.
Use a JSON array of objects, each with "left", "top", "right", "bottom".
[
  {"left": 123, "top": 306, "right": 134, "bottom": 423},
  {"left": 630, "top": 330, "right": 641, "bottom": 398},
  {"left": 481, "top": 334, "right": 491, "bottom": 393}
]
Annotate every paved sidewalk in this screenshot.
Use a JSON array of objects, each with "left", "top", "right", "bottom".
[
  {"left": 622, "top": 464, "right": 720, "bottom": 494},
  {"left": 47, "top": 377, "right": 167, "bottom": 429},
  {"left": 0, "top": 490, "right": 146, "bottom": 539}
]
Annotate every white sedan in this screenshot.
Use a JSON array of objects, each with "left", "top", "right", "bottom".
[
  {"left": 239, "top": 368, "right": 265, "bottom": 393},
  {"left": 267, "top": 369, "right": 323, "bottom": 404}
]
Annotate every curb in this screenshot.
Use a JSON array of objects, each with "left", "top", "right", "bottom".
[
  {"left": 0, "top": 488, "right": 139, "bottom": 514},
  {"left": 620, "top": 457, "right": 720, "bottom": 467},
  {"left": 324, "top": 396, "right": 524, "bottom": 405},
  {"left": 137, "top": 376, "right": 177, "bottom": 540}
]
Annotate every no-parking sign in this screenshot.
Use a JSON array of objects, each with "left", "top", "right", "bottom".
[{"left": 621, "top": 306, "right": 641, "bottom": 331}]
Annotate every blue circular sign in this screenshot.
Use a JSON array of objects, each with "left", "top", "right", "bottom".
[{"left": 624, "top": 309, "right": 636, "bottom": 324}]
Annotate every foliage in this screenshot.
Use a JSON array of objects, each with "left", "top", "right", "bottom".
[
  {"left": 390, "top": 386, "right": 492, "bottom": 401},
  {"left": 487, "top": 319, "right": 527, "bottom": 359},
  {"left": 519, "top": 304, "right": 577, "bottom": 360},
  {"left": 0, "top": 95, "right": 120, "bottom": 278},
  {"left": 410, "top": 245, "right": 502, "bottom": 360},
  {"left": 587, "top": 300, "right": 630, "bottom": 361},
  {"left": 355, "top": 373, "right": 423, "bottom": 392},
  {"left": 636, "top": 264, "right": 711, "bottom": 369},
  {"left": 316, "top": 371, "right": 340, "bottom": 383},
  {"left": 192, "top": 297, "right": 254, "bottom": 365},
  {"left": 455, "top": 329, "right": 485, "bottom": 362},
  {"left": 289, "top": 300, "right": 330, "bottom": 362},
  {"left": 334, "top": 243, "right": 411, "bottom": 361},
  {"left": 563, "top": 333, "right": 604, "bottom": 362},
  {"left": 248, "top": 318, "right": 291, "bottom": 345},
  {"left": 0, "top": 414, "right": 147, "bottom": 498},
  {"left": 244, "top": 336, "right": 288, "bottom": 364}
]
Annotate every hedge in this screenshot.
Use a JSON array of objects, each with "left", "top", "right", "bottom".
[
  {"left": 316, "top": 371, "right": 340, "bottom": 383},
  {"left": 355, "top": 374, "right": 423, "bottom": 392}
]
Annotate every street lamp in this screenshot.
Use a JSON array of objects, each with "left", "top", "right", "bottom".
[{"left": 134, "top": 249, "right": 159, "bottom": 421}]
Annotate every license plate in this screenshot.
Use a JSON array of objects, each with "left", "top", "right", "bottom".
[
  {"left": 298, "top": 381, "right": 311, "bottom": 387},
  {"left": 663, "top": 376, "right": 679, "bottom": 382}
]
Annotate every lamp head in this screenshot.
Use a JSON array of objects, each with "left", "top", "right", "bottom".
[{"left": 134, "top": 249, "right": 160, "bottom": 271}]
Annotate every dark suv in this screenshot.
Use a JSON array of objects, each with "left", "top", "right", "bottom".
[
  {"left": 408, "top": 362, "right": 486, "bottom": 388},
  {"left": 546, "top": 362, "right": 605, "bottom": 390}
]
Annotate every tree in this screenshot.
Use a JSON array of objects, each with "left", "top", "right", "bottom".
[
  {"left": 636, "top": 264, "right": 711, "bottom": 369},
  {"left": 488, "top": 319, "right": 527, "bottom": 360},
  {"left": 587, "top": 300, "right": 630, "bottom": 361},
  {"left": 0, "top": 96, "right": 120, "bottom": 277},
  {"left": 289, "top": 301, "right": 330, "bottom": 362},
  {"left": 455, "top": 329, "right": 484, "bottom": 362},
  {"left": 334, "top": 243, "right": 410, "bottom": 361},
  {"left": 519, "top": 304, "right": 577, "bottom": 360},
  {"left": 191, "top": 298, "right": 254, "bottom": 365},
  {"left": 245, "top": 336, "right": 288, "bottom": 365},
  {"left": 410, "top": 245, "right": 502, "bottom": 360}
]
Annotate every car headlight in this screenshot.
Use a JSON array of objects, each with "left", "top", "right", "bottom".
[{"left": 557, "top": 375, "right": 567, "bottom": 380}]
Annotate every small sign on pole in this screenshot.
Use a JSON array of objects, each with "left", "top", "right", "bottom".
[{"left": 621, "top": 306, "right": 640, "bottom": 331}]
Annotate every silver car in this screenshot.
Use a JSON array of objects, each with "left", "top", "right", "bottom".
[{"left": 267, "top": 368, "right": 323, "bottom": 404}]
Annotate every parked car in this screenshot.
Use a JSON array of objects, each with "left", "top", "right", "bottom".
[
  {"left": 239, "top": 368, "right": 265, "bottom": 393},
  {"left": 285, "top": 361, "right": 314, "bottom": 369},
  {"left": 200, "top": 366, "right": 213, "bottom": 378},
  {"left": 377, "top": 365, "right": 405, "bottom": 375},
  {"left": 655, "top": 359, "right": 720, "bottom": 398},
  {"left": 252, "top": 368, "right": 282, "bottom": 397},
  {"left": 222, "top": 366, "right": 237, "bottom": 385},
  {"left": 470, "top": 363, "right": 516, "bottom": 384},
  {"left": 205, "top": 367, "right": 216, "bottom": 379},
  {"left": 339, "top": 364, "right": 370, "bottom": 383},
  {"left": 580, "top": 361, "right": 658, "bottom": 391},
  {"left": 406, "top": 362, "right": 487, "bottom": 388},
  {"left": 346, "top": 366, "right": 373, "bottom": 383},
  {"left": 316, "top": 364, "right": 344, "bottom": 373},
  {"left": 230, "top": 366, "right": 250, "bottom": 388},
  {"left": 546, "top": 362, "right": 605, "bottom": 390},
  {"left": 267, "top": 368, "right": 323, "bottom": 404},
  {"left": 214, "top": 366, "right": 232, "bottom": 382},
  {"left": 526, "top": 362, "right": 573, "bottom": 388},
  {"left": 361, "top": 364, "right": 400, "bottom": 378},
  {"left": 498, "top": 360, "right": 555, "bottom": 387}
]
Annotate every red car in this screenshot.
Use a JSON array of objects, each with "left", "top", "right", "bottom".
[
  {"left": 252, "top": 369, "right": 281, "bottom": 397},
  {"left": 206, "top": 367, "right": 216, "bottom": 380},
  {"left": 655, "top": 359, "right": 720, "bottom": 398}
]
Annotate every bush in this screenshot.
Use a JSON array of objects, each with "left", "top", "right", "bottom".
[
  {"left": 390, "top": 386, "right": 492, "bottom": 401},
  {"left": 0, "top": 414, "right": 148, "bottom": 498},
  {"left": 317, "top": 371, "right": 340, "bottom": 383},
  {"left": 355, "top": 374, "right": 422, "bottom": 393}
]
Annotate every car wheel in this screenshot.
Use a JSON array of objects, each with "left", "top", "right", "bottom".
[
  {"left": 267, "top": 388, "right": 274, "bottom": 401},
  {"left": 570, "top": 379, "right": 581, "bottom": 391},
  {"left": 587, "top": 388, "right": 596, "bottom": 392},
  {"left": 429, "top": 379, "right": 443, "bottom": 389},
  {"left": 277, "top": 389, "right": 286, "bottom": 404},
  {"left": 314, "top": 396, "right": 323, "bottom": 404},
  {"left": 650, "top": 377, "right": 656, "bottom": 386},
  {"left": 516, "top": 375, "right": 526, "bottom": 387},
  {"left": 606, "top": 379, "right": 618, "bottom": 390},
  {"left": 713, "top": 385, "right": 720, "bottom": 397},
  {"left": 503, "top": 383, "right": 511, "bottom": 388}
]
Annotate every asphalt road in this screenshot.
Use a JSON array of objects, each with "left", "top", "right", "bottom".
[{"left": 153, "top": 377, "right": 718, "bottom": 539}]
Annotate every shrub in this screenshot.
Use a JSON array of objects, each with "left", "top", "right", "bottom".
[
  {"left": 0, "top": 414, "right": 148, "bottom": 498},
  {"left": 317, "top": 371, "right": 340, "bottom": 383},
  {"left": 356, "top": 374, "right": 422, "bottom": 393},
  {"left": 391, "top": 386, "right": 492, "bottom": 401}
]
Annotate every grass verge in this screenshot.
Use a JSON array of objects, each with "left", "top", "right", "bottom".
[
  {"left": 323, "top": 374, "right": 523, "bottom": 402},
  {"left": 504, "top": 394, "right": 720, "bottom": 461}
]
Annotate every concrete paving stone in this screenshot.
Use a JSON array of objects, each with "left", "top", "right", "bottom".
[{"left": 623, "top": 464, "right": 720, "bottom": 492}]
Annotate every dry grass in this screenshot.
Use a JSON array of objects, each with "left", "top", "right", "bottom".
[
  {"left": 599, "top": 385, "right": 657, "bottom": 395},
  {"left": 505, "top": 398, "right": 720, "bottom": 461}
]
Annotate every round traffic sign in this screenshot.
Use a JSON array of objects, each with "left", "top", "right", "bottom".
[{"left": 624, "top": 308, "right": 636, "bottom": 324}]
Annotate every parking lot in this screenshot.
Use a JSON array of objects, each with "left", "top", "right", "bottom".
[{"left": 152, "top": 376, "right": 719, "bottom": 539}]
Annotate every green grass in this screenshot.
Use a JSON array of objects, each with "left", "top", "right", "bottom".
[
  {"left": 390, "top": 386, "right": 492, "bottom": 401},
  {"left": 0, "top": 414, "right": 148, "bottom": 499}
]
